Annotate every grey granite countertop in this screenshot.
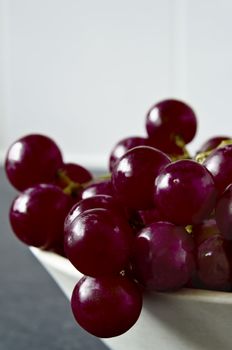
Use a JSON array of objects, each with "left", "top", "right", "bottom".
[{"left": 0, "top": 168, "right": 109, "bottom": 350}]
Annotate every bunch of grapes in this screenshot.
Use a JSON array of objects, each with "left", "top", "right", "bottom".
[{"left": 5, "top": 99, "right": 232, "bottom": 338}]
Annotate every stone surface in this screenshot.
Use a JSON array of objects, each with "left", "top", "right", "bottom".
[{"left": 0, "top": 167, "right": 108, "bottom": 350}]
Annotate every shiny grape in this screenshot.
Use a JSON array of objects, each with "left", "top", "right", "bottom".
[
  {"left": 132, "top": 222, "right": 195, "bottom": 291},
  {"left": 146, "top": 99, "right": 197, "bottom": 153},
  {"left": 5, "top": 134, "right": 63, "bottom": 191},
  {"left": 154, "top": 160, "right": 216, "bottom": 225},
  {"left": 204, "top": 144, "right": 232, "bottom": 194},
  {"left": 71, "top": 275, "right": 142, "bottom": 338},
  {"left": 112, "top": 146, "right": 170, "bottom": 210},
  {"left": 109, "top": 136, "right": 148, "bottom": 172},
  {"left": 10, "top": 184, "right": 72, "bottom": 249},
  {"left": 64, "top": 208, "right": 133, "bottom": 276}
]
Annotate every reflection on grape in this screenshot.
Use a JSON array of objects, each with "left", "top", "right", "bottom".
[
  {"left": 112, "top": 146, "right": 170, "bottom": 210},
  {"left": 71, "top": 275, "right": 142, "bottom": 338},
  {"left": 132, "top": 222, "right": 195, "bottom": 291},
  {"left": 10, "top": 184, "right": 72, "bottom": 249},
  {"left": 5, "top": 134, "right": 63, "bottom": 191},
  {"left": 155, "top": 160, "right": 216, "bottom": 225}
]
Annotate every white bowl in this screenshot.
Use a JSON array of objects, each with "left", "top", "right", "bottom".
[{"left": 30, "top": 247, "right": 232, "bottom": 350}]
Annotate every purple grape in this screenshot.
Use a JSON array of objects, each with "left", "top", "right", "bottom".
[
  {"left": 109, "top": 136, "right": 148, "bottom": 172},
  {"left": 64, "top": 195, "right": 126, "bottom": 233},
  {"left": 5, "top": 134, "right": 63, "bottom": 191},
  {"left": 198, "top": 136, "right": 231, "bottom": 153},
  {"left": 112, "top": 146, "right": 170, "bottom": 210},
  {"left": 154, "top": 160, "right": 217, "bottom": 225},
  {"left": 55, "top": 163, "right": 93, "bottom": 189},
  {"left": 71, "top": 275, "right": 142, "bottom": 338},
  {"left": 131, "top": 222, "right": 195, "bottom": 291},
  {"left": 10, "top": 184, "right": 72, "bottom": 249},
  {"left": 146, "top": 99, "right": 197, "bottom": 152},
  {"left": 81, "top": 179, "right": 113, "bottom": 199},
  {"left": 64, "top": 208, "right": 133, "bottom": 276},
  {"left": 216, "top": 184, "right": 232, "bottom": 240},
  {"left": 196, "top": 235, "right": 231, "bottom": 291},
  {"left": 203, "top": 144, "right": 232, "bottom": 194}
]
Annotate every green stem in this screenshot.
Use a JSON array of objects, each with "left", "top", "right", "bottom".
[
  {"left": 195, "top": 150, "right": 211, "bottom": 164},
  {"left": 185, "top": 225, "right": 193, "bottom": 234},
  {"left": 57, "top": 169, "right": 111, "bottom": 197},
  {"left": 195, "top": 139, "right": 232, "bottom": 164},
  {"left": 96, "top": 174, "right": 111, "bottom": 181},
  {"left": 173, "top": 135, "right": 191, "bottom": 160}
]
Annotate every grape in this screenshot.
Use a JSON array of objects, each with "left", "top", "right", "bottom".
[
  {"left": 55, "top": 163, "right": 92, "bottom": 189},
  {"left": 203, "top": 144, "right": 232, "bottom": 194},
  {"left": 5, "top": 134, "right": 63, "bottom": 191},
  {"left": 154, "top": 159, "right": 217, "bottom": 225},
  {"left": 131, "top": 222, "right": 195, "bottom": 291},
  {"left": 197, "top": 136, "right": 231, "bottom": 153},
  {"left": 112, "top": 146, "right": 170, "bottom": 210},
  {"left": 81, "top": 179, "right": 113, "bottom": 199},
  {"left": 6, "top": 98, "right": 232, "bottom": 335},
  {"left": 64, "top": 208, "right": 133, "bottom": 276},
  {"left": 64, "top": 195, "right": 126, "bottom": 233},
  {"left": 109, "top": 136, "right": 148, "bottom": 172},
  {"left": 71, "top": 275, "right": 142, "bottom": 338},
  {"left": 10, "top": 184, "right": 72, "bottom": 249},
  {"left": 146, "top": 99, "right": 197, "bottom": 152},
  {"left": 196, "top": 235, "right": 231, "bottom": 291},
  {"left": 215, "top": 184, "right": 232, "bottom": 240}
]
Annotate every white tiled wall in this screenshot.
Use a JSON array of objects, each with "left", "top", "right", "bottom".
[{"left": 1, "top": 0, "right": 232, "bottom": 168}]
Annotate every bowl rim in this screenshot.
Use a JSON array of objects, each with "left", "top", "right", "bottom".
[{"left": 30, "top": 247, "right": 232, "bottom": 305}]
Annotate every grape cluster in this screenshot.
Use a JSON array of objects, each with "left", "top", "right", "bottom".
[{"left": 5, "top": 99, "right": 232, "bottom": 338}]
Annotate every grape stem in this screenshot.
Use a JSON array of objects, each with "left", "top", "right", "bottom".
[
  {"left": 195, "top": 139, "right": 232, "bottom": 164},
  {"left": 57, "top": 169, "right": 84, "bottom": 196},
  {"left": 57, "top": 169, "right": 111, "bottom": 196},
  {"left": 97, "top": 174, "right": 111, "bottom": 181},
  {"left": 195, "top": 150, "right": 211, "bottom": 164},
  {"left": 174, "top": 135, "right": 191, "bottom": 160},
  {"left": 185, "top": 225, "right": 193, "bottom": 234}
]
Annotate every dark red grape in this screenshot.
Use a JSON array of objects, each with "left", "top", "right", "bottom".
[
  {"left": 203, "top": 144, "right": 232, "bottom": 194},
  {"left": 131, "top": 222, "right": 195, "bottom": 291},
  {"left": 197, "top": 136, "right": 231, "bottom": 153},
  {"left": 196, "top": 235, "right": 231, "bottom": 291},
  {"left": 112, "top": 146, "right": 170, "bottom": 210},
  {"left": 64, "top": 195, "right": 126, "bottom": 233},
  {"left": 154, "top": 160, "right": 217, "bottom": 225},
  {"left": 109, "top": 136, "right": 148, "bottom": 172},
  {"left": 64, "top": 208, "right": 133, "bottom": 276},
  {"left": 5, "top": 134, "right": 63, "bottom": 191},
  {"left": 71, "top": 275, "right": 142, "bottom": 338},
  {"left": 10, "top": 184, "right": 72, "bottom": 249},
  {"left": 81, "top": 179, "right": 113, "bottom": 199},
  {"left": 146, "top": 99, "right": 197, "bottom": 152},
  {"left": 216, "top": 184, "right": 232, "bottom": 240}
]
